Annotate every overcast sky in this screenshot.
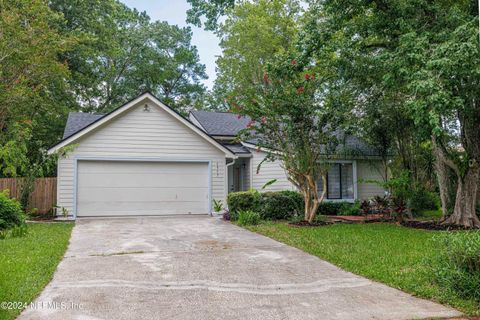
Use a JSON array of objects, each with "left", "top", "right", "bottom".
[{"left": 120, "top": 0, "right": 220, "bottom": 89}]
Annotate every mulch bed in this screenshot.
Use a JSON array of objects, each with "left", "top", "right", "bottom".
[
  {"left": 401, "top": 220, "right": 477, "bottom": 231},
  {"left": 288, "top": 220, "right": 333, "bottom": 227}
]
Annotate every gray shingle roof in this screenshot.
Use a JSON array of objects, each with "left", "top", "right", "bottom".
[
  {"left": 62, "top": 110, "right": 384, "bottom": 157},
  {"left": 190, "top": 110, "right": 251, "bottom": 136},
  {"left": 191, "top": 111, "right": 384, "bottom": 157},
  {"left": 63, "top": 112, "right": 105, "bottom": 139},
  {"left": 220, "top": 143, "right": 251, "bottom": 154}
]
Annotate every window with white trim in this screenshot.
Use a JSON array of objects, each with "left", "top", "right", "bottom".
[{"left": 317, "top": 163, "right": 354, "bottom": 200}]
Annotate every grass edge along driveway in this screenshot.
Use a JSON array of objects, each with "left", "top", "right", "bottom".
[
  {"left": 0, "top": 222, "right": 73, "bottom": 320},
  {"left": 244, "top": 222, "right": 479, "bottom": 316}
]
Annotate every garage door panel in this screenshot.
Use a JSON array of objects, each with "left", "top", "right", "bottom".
[
  {"left": 80, "top": 161, "right": 206, "bottom": 174},
  {"left": 77, "top": 160, "right": 209, "bottom": 216},
  {"left": 78, "top": 201, "right": 208, "bottom": 216},
  {"left": 78, "top": 173, "right": 208, "bottom": 188},
  {"left": 77, "top": 187, "right": 208, "bottom": 202}
]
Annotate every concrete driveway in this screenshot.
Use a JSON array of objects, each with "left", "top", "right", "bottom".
[{"left": 20, "top": 216, "right": 461, "bottom": 320}]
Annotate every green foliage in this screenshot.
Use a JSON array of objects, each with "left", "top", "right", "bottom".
[
  {"left": 50, "top": 0, "right": 207, "bottom": 114},
  {"left": 227, "top": 190, "right": 262, "bottom": 213},
  {"left": 260, "top": 190, "right": 304, "bottom": 220},
  {"left": 186, "top": 0, "right": 235, "bottom": 31},
  {"left": 316, "top": 201, "right": 361, "bottom": 216},
  {"left": 212, "top": 199, "right": 224, "bottom": 212},
  {"left": 261, "top": 179, "right": 278, "bottom": 190},
  {"left": 214, "top": 0, "right": 300, "bottom": 108},
  {"left": 227, "top": 190, "right": 304, "bottom": 220},
  {"left": 432, "top": 232, "right": 480, "bottom": 304},
  {"left": 0, "top": 190, "right": 25, "bottom": 231},
  {"left": 339, "top": 201, "right": 362, "bottom": 216},
  {"left": 237, "top": 210, "right": 261, "bottom": 226},
  {"left": 304, "top": 0, "right": 480, "bottom": 226},
  {"left": 409, "top": 188, "right": 440, "bottom": 214},
  {"left": 0, "top": 0, "right": 74, "bottom": 178}
]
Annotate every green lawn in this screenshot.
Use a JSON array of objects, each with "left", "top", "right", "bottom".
[
  {"left": 245, "top": 222, "right": 479, "bottom": 316},
  {"left": 0, "top": 223, "right": 73, "bottom": 320}
]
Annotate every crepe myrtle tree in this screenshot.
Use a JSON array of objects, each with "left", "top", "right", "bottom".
[{"left": 231, "top": 58, "right": 345, "bottom": 223}]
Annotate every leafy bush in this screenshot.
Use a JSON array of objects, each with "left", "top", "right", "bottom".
[
  {"left": 227, "top": 190, "right": 304, "bottom": 220},
  {"left": 227, "top": 190, "right": 261, "bottom": 214},
  {"left": 432, "top": 232, "right": 480, "bottom": 303},
  {"left": 237, "top": 210, "right": 261, "bottom": 226},
  {"left": 260, "top": 191, "right": 304, "bottom": 220},
  {"left": 409, "top": 188, "right": 439, "bottom": 214},
  {"left": 339, "top": 201, "right": 362, "bottom": 216},
  {"left": 317, "top": 201, "right": 359, "bottom": 216},
  {"left": 0, "top": 190, "right": 25, "bottom": 230}
]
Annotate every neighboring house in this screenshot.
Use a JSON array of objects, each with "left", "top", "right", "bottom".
[{"left": 48, "top": 92, "right": 386, "bottom": 218}]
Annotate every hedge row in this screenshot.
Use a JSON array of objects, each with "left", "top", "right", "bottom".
[
  {"left": 227, "top": 190, "right": 303, "bottom": 220},
  {"left": 227, "top": 190, "right": 360, "bottom": 220}
]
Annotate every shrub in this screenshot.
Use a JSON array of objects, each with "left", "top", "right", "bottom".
[
  {"left": 227, "top": 190, "right": 261, "bottom": 214},
  {"left": 432, "top": 232, "right": 480, "bottom": 303},
  {"left": 260, "top": 190, "right": 304, "bottom": 220},
  {"left": 339, "top": 201, "right": 362, "bottom": 216},
  {"left": 0, "top": 190, "right": 25, "bottom": 230},
  {"left": 409, "top": 188, "right": 439, "bottom": 214},
  {"left": 237, "top": 210, "right": 261, "bottom": 226},
  {"left": 317, "top": 201, "right": 360, "bottom": 215}
]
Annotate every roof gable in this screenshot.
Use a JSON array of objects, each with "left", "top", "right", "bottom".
[{"left": 48, "top": 93, "right": 236, "bottom": 157}]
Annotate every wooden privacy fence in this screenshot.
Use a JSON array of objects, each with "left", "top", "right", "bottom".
[{"left": 0, "top": 177, "right": 57, "bottom": 214}]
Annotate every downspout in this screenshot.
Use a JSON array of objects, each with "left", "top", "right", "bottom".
[{"left": 224, "top": 158, "right": 236, "bottom": 212}]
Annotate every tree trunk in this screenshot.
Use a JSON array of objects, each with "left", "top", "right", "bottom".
[
  {"left": 443, "top": 166, "right": 480, "bottom": 228},
  {"left": 433, "top": 147, "right": 452, "bottom": 218},
  {"left": 303, "top": 174, "right": 324, "bottom": 223}
]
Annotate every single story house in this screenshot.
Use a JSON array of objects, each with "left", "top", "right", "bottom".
[{"left": 48, "top": 92, "right": 386, "bottom": 218}]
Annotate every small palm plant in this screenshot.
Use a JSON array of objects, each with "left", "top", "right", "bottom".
[{"left": 212, "top": 199, "right": 224, "bottom": 212}]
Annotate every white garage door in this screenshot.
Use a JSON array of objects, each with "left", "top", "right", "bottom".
[{"left": 76, "top": 160, "right": 209, "bottom": 217}]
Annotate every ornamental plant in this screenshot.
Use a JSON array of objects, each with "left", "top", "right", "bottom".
[{"left": 231, "top": 55, "right": 348, "bottom": 223}]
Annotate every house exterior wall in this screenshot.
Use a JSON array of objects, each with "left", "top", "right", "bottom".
[
  {"left": 356, "top": 160, "right": 387, "bottom": 200},
  {"left": 56, "top": 102, "right": 227, "bottom": 217},
  {"left": 248, "top": 148, "right": 386, "bottom": 200},
  {"left": 249, "top": 149, "right": 295, "bottom": 191}
]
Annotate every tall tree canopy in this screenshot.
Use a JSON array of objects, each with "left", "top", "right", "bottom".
[
  {"left": 50, "top": 0, "right": 208, "bottom": 114},
  {"left": 303, "top": 0, "right": 480, "bottom": 227},
  {"left": 212, "top": 0, "right": 301, "bottom": 109},
  {"left": 0, "top": 0, "right": 74, "bottom": 177},
  {"left": 186, "top": 0, "right": 236, "bottom": 31}
]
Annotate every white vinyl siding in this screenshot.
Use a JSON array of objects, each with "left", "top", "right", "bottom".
[
  {"left": 246, "top": 150, "right": 385, "bottom": 201},
  {"left": 249, "top": 149, "right": 294, "bottom": 191},
  {"left": 56, "top": 102, "right": 227, "bottom": 217},
  {"left": 357, "top": 160, "right": 387, "bottom": 200}
]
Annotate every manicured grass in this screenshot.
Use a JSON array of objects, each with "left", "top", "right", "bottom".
[
  {"left": 245, "top": 222, "right": 479, "bottom": 315},
  {"left": 416, "top": 208, "right": 443, "bottom": 220},
  {"left": 0, "top": 223, "right": 73, "bottom": 320}
]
